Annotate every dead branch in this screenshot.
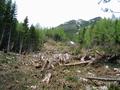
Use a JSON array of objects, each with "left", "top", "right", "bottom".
[
  {"left": 42, "top": 73, "right": 52, "bottom": 84},
  {"left": 95, "top": 50, "right": 104, "bottom": 57},
  {"left": 41, "top": 60, "right": 49, "bottom": 71},
  {"left": 86, "top": 76, "right": 120, "bottom": 82},
  {"left": 63, "top": 61, "right": 93, "bottom": 66}
]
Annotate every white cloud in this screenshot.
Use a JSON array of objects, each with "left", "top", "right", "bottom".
[{"left": 15, "top": 0, "right": 120, "bottom": 27}]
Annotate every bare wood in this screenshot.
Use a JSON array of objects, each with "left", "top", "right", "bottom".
[
  {"left": 86, "top": 76, "right": 120, "bottom": 81},
  {"left": 19, "top": 39, "right": 23, "bottom": 54},
  {"left": 41, "top": 60, "right": 49, "bottom": 71},
  {"left": 0, "top": 29, "right": 5, "bottom": 46},
  {"left": 63, "top": 61, "right": 93, "bottom": 66},
  {"left": 42, "top": 73, "right": 52, "bottom": 84},
  {"left": 7, "top": 28, "right": 11, "bottom": 52},
  {"left": 95, "top": 50, "right": 104, "bottom": 57}
]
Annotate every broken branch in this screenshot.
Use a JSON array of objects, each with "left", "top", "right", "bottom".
[
  {"left": 95, "top": 50, "right": 104, "bottom": 57},
  {"left": 41, "top": 60, "right": 49, "bottom": 71},
  {"left": 42, "top": 73, "right": 52, "bottom": 84},
  {"left": 86, "top": 76, "right": 120, "bottom": 82},
  {"left": 63, "top": 61, "right": 93, "bottom": 66}
]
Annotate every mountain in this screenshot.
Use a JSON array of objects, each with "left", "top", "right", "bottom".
[
  {"left": 89, "top": 17, "right": 102, "bottom": 24},
  {"left": 57, "top": 17, "right": 102, "bottom": 34}
]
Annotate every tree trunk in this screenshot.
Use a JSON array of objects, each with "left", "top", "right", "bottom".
[
  {"left": 7, "top": 28, "right": 11, "bottom": 52},
  {"left": 29, "top": 44, "right": 33, "bottom": 53},
  {"left": 29, "top": 39, "right": 33, "bottom": 53},
  {"left": 10, "top": 42, "right": 14, "bottom": 50},
  {"left": 0, "top": 29, "right": 5, "bottom": 47},
  {"left": 19, "top": 39, "right": 23, "bottom": 54}
]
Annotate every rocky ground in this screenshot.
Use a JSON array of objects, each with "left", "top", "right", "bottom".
[{"left": 0, "top": 40, "right": 120, "bottom": 90}]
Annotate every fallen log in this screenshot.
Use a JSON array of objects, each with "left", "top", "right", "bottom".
[
  {"left": 63, "top": 61, "right": 93, "bottom": 66},
  {"left": 86, "top": 76, "right": 120, "bottom": 82}
]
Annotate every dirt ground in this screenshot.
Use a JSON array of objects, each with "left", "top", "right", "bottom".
[{"left": 0, "top": 40, "right": 120, "bottom": 90}]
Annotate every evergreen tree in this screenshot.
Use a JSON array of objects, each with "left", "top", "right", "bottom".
[
  {"left": 0, "top": 0, "right": 6, "bottom": 49},
  {"left": 22, "top": 16, "right": 29, "bottom": 52},
  {"left": 29, "top": 25, "right": 36, "bottom": 52},
  {"left": 0, "top": 0, "right": 17, "bottom": 52}
]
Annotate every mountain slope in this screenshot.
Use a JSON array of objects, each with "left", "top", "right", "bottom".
[{"left": 57, "top": 17, "right": 102, "bottom": 34}]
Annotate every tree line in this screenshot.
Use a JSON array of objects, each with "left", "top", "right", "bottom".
[
  {"left": 78, "top": 18, "right": 120, "bottom": 54},
  {"left": 0, "top": 0, "right": 68, "bottom": 54},
  {"left": 0, "top": 0, "right": 42, "bottom": 53},
  {"left": 0, "top": 0, "right": 17, "bottom": 52}
]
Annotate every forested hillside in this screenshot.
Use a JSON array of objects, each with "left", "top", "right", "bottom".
[
  {"left": 57, "top": 17, "right": 101, "bottom": 40},
  {"left": 78, "top": 18, "right": 120, "bottom": 54}
]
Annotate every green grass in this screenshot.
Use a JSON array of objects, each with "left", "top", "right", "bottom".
[{"left": 108, "top": 84, "right": 120, "bottom": 90}]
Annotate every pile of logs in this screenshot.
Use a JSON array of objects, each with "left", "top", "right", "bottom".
[
  {"left": 28, "top": 49, "right": 120, "bottom": 69},
  {"left": 31, "top": 52, "right": 72, "bottom": 70}
]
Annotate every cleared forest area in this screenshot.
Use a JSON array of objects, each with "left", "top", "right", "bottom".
[{"left": 0, "top": 40, "right": 120, "bottom": 90}]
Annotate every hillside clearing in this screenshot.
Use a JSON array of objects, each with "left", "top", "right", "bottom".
[{"left": 0, "top": 41, "right": 120, "bottom": 90}]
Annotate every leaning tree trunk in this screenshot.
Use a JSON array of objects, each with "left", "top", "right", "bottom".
[
  {"left": 19, "top": 39, "right": 23, "bottom": 54},
  {"left": 7, "top": 28, "right": 11, "bottom": 52},
  {"left": 29, "top": 39, "right": 33, "bottom": 53},
  {"left": 0, "top": 29, "right": 5, "bottom": 47},
  {"left": 29, "top": 44, "right": 33, "bottom": 53}
]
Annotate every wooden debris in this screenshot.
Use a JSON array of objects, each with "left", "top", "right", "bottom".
[
  {"left": 86, "top": 76, "right": 120, "bottom": 82},
  {"left": 35, "top": 63, "right": 41, "bottom": 68},
  {"left": 41, "top": 60, "right": 49, "bottom": 71},
  {"left": 32, "top": 60, "right": 41, "bottom": 68},
  {"left": 42, "top": 73, "right": 52, "bottom": 84},
  {"left": 63, "top": 61, "right": 93, "bottom": 66},
  {"left": 53, "top": 53, "right": 71, "bottom": 64},
  {"left": 95, "top": 50, "right": 104, "bottom": 56},
  {"left": 30, "top": 85, "right": 37, "bottom": 89},
  {"left": 81, "top": 56, "right": 86, "bottom": 62}
]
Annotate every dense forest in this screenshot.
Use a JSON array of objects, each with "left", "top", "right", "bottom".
[{"left": 0, "top": 0, "right": 67, "bottom": 53}]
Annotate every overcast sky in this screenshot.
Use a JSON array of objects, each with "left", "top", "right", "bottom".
[{"left": 14, "top": 0, "right": 120, "bottom": 27}]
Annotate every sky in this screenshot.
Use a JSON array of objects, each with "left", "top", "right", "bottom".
[{"left": 14, "top": 0, "right": 120, "bottom": 27}]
